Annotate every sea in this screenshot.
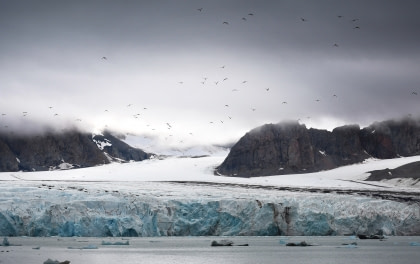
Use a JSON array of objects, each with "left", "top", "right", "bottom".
[{"left": 1, "top": 236, "right": 420, "bottom": 264}]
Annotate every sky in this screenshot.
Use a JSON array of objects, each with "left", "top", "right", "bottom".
[{"left": 1, "top": 0, "right": 420, "bottom": 148}]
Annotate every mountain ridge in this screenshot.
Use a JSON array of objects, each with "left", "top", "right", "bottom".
[
  {"left": 216, "top": 117, "right": 420, "bottom": 177},
  {"left": 0, "top": 130, "right": 152, "bottom": 172}
]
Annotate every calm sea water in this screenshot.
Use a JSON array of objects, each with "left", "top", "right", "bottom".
[{"left": 1, "top": 236, "right": 420, "bottom": 264}]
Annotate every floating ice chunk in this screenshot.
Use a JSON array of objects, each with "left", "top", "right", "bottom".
[
  {"left": 43, "top": 259, "right": 70, "bottom": 264},
  {"left": 101, "top": 240, "right": 129, "bottom": 245}
]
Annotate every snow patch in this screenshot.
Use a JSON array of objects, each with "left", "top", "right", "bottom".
[{"left": 92, "top": 134, "right": 112, "bottom": 150}]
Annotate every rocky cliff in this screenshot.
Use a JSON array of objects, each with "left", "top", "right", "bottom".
[
  {"left": 0, "top": 130, "right": 152, "bottom": 172},
  {"left": 216, "top": 117, "right": 420, "bottom": 177}
]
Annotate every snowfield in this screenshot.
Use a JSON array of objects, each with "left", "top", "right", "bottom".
[{"left": 1, "top": 151, "right": 420, "bottom": 237}]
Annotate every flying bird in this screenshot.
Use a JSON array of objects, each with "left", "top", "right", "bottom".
[
  {"left": 101, "top": 56, "right": 107, "bottom": 60},
  {"left": 412, "top": 91, "right": 418, "bottom": 95},
  {"left": 242, "top": 17, "right": 247, "bottom": 21},
  {"left": 248, "top": 13, "right": 254, "bottom": 16},
  {"left": 354, "top": 26, "right": 360, "bottom": 29},
  {"left": 266, "top": 88, "right": 270, "bottom": 91},
  {"left": 197, "top": 8, "right": 203, "bottom": 12},
  {"left": 223, "top": 21, "right": 229, "bottom": 25},
  {"left": 300, "top": 17, "right": 307, "bottom": 22},
  {"left": 333, "top": 43, "right": 339, "bottom": 47}
]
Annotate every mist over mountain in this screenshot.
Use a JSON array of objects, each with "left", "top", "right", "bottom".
[{"left": 216, "top": 116, "right": 420, "bottom": 177}]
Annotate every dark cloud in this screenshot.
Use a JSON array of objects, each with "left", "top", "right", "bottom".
[{"left": 1, "top": 0, "right": 419, "bottom": 145}]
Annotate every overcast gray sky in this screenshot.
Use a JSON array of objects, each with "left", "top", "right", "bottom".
[{"left": 1, "top": 0, "right": 419, "bottom": 147}]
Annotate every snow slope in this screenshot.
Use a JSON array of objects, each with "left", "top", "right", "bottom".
[{"left": 0, "top": 152, "right": 419, "bottom": 237}]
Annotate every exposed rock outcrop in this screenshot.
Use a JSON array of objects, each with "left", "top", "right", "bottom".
[
  {"left": 216, "top": 117, "right": 420, "bottom": 177},
  {"left": 92, "top": 131, "right": 151, "bottom": 162}
]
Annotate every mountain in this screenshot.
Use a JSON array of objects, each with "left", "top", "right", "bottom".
[
  {"left": 216, "top": 117, "right": 420, "bottom": 177},
  {"left": 0, "top": 130, "right": 152, "bottom": 172}
]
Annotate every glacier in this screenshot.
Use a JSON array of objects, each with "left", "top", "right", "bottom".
[
  {"left": 0, "top": 181, "right": 419, "bottom": 237},
  {"left": 1, "top": 154, "right": 420, "bottom": 237}
]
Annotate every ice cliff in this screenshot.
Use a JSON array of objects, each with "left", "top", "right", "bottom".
[{"left": 0, "top": 182, "right": 419, "bottom": 237}]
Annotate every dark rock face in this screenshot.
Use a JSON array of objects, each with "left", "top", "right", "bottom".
[
  {"left": 0, "top": 130, "right": 151, "bottom": 172},
  {"left": 216, "top": 117, "right": 420, "bottom": 177},
  {"left": 360, "top": 118, "right": 420, "bottom": 158},
  {"left": 215, "top": 121, "right": 316, "bottom": 176},
  {"left": 0, "top": 131, "right": 109, "bottom": 171}
]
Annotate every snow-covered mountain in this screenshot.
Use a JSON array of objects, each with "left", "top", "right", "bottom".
[{"left": 1, "top": 153, "right": 419, "bottom": 237}]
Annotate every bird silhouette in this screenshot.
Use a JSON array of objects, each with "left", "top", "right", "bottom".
[
  {"left": 412, "top": 91, "right": 418, "bottom": 95},
  {"left": 101, "top": 56, "right": 107, "bottom": 60},
  {"left": 300, "top": 17, "right": 307, "bottom": 22},
  {"left": 333, "top": 43, "right": 339, "bottom": 47},
  {"left": 197, "top": 8, "right": 203, "bottom": 12},
  {"left": 223, "top": 21, "right": 229, "bottom": 25}
]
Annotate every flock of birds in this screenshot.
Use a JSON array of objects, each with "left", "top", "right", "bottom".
[{"left": 1, "top": 6, "right": 419, "bottom": 146}]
